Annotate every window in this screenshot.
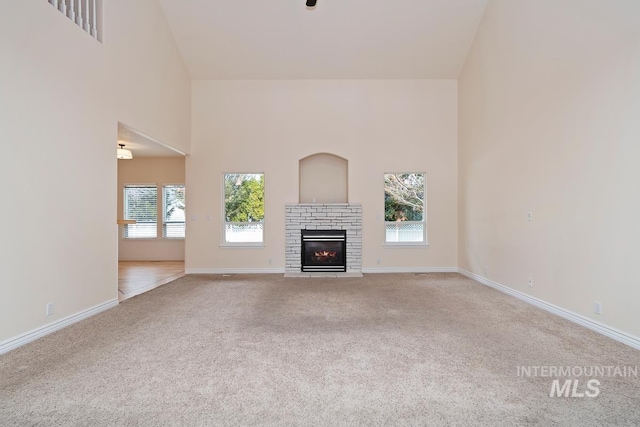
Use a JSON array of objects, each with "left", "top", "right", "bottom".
[
  {"left": 384, "top": 173, "right": 427, "bottom": 244},
  {"left": 224, "top": 174, "right": 264, "bottom": 244},
  {"left": 163, "top": 185, "right": 185, "bottom": 238},
  {"left": 124, "top": 185, "right": 158, "bottom": 238}
]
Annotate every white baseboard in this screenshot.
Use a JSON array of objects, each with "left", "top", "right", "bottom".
[
  {"left": 187, "top": 267, "right": 458, "bottom": 275},
  {"left": 458, "top": 268, "right": 640, "bottom": 351},
  {"left": 186, "top": 268, "right": 285, "bottom": 274},
  {"left": 188, "top": 267, "right": 459, "bottom": 275},
  {"left": 0, "top": 299, "right": 119, "bottom": 355},
  {"left": 363, "top": 267, "right": 458, "bottom": 274}
]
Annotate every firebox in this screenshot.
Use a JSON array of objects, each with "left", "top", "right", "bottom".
[{"left": 301, "top": 230, "right": 347, "bottom": 272}]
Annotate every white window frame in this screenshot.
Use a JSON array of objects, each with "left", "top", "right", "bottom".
[
  {"left": 163, "top": 184, "right": 186, "bottom": 239},
  {"left": 383, "top": 172, "right": 428, "bottom": 246},
  {"left": 123, "top": 184, "right": 158, "bottom": 239},
  {"left": 221, "top": 173, "right": 265, "bottom": 247}
]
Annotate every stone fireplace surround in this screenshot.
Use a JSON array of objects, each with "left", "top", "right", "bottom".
[{"left": 285, "top": 203, "right": 362, "bottom": 276}]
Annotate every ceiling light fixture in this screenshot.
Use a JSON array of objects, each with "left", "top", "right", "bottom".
[
  {"left": 306, "top": 0, "right": 317, "bottom": 7},
  {"left": 117, "top": 144, "right": 133, "bottom": 160}
]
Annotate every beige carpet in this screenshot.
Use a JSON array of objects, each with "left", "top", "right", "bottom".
[{"left": 1, "top": 273, "right": 639, "bottom": 426}]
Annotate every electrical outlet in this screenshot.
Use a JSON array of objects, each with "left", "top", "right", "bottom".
[
  {"left": 483, "top": 267, "right": 488, "bottom": 275},
  {"left": 376, "top": 258, "right": 381, "bottom": 265},
  {"left": 268, "top": 258, "right": 272, "bottom": 265},
  {"left": 46, "top": 303, "right": 54, "bottom": 316},
  {"left": 594, "top": 302, "right": 602, "bottom": 315},
  {"left": 527, "top": 212, "right": 533, "bottom": 221},
  {"left": 527, "top": 278, "right": 533, "bottom": 287}
]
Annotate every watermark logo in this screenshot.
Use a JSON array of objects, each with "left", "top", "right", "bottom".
[
  {"left": 549, "top": 378, "right": 600, "bottom": 398},
  {"left": 517, "top": 365, "right": 638, "bottom": 398}
]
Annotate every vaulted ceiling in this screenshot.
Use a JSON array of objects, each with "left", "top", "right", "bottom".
[{"left": 159, "top": 0, "right": 488, "bottom": 80}]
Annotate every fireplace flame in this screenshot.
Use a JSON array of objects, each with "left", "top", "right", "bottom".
[{"left": 314, "top": 250, "right": 337, "bottom": 259}]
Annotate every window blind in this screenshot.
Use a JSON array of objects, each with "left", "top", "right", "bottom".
[
  {"left": 163, "top": 185, "right": 185, "bottom": 238},
  {"left": 124, "top": 185, "right": 158, "bottom": 238}
]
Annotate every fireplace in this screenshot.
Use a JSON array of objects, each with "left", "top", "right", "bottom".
[
  {"left": 301, "top": 230, "right": 347, "bottom": 272},
  {"left": 285, "top": 204, "right": 361, "bottom": 276}
]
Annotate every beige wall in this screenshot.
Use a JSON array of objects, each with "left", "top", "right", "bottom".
[
  {"left": 0, "top": 1, "right": 190, "bottom": 346},
  {"left": 118, "top": 157, "right": 186, "bottom": 261},
  {"left": 0, "top": 1, "right": 115, "bottom": 342},
  {"left": 104, "top": 0, "right": 191, "bottom": 154},
  {"left": 187, "top": 80, "right": 458, "bottom": 272},
  {"left": 299, "top": 153, "right": 348, "bottom": 204},
  {"left": 458, "top": 0, "right": 640, "bottom": 337}
]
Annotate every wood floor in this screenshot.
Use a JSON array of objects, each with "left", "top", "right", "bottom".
[{"left": 118, "top": 261, "right": 185, "bottom": 301}]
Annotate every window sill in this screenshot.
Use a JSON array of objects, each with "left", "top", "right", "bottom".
[
  {"left": 220, "top": 243, "right": 266, "bottom": 249},
  {"left": 122, "top": 238, "right": 185, "bottom": 241},
  {"left": 383, "top": 242, "right": 429, "bottom": 247}
]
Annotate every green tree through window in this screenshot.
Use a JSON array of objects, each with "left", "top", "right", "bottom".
[
  {"left": 224, "top": 174, "right": 264, "bottom": 243},
  {"left": 224, "top": 174, "right": 265, "bottom": 222}
]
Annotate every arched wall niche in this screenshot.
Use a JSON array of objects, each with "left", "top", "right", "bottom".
[{"left": 299, "top": 153, "right": 348, "bottom": 203}]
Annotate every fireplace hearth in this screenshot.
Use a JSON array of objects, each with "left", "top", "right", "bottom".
[{"left": 301, "top": 230, "right": 346, "bottom": 272}]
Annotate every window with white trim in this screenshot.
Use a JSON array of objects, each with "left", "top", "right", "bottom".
[
  {"left": 224, "top": 174, "right": 264, "bottom": 244},
  {"left": 163, "top": 185, "right": 185, "bottom": 238},
  {"left": 384, "top": 173, "right": 427, "bottom": 244},
  {"left": 124, "top": 185, "right": 158, "bottom": 239}
]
